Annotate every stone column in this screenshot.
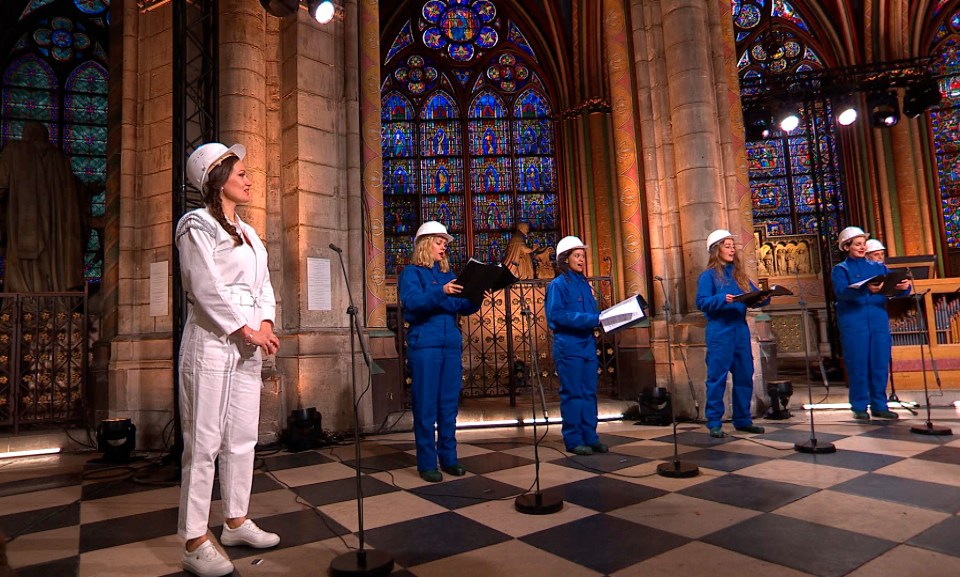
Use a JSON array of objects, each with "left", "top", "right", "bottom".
[{"left": 889, "top": 121, "right": 936, "bottom": 255}]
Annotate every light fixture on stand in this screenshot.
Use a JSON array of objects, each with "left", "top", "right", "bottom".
[
  {"left": 97, "top": 418, "right": 137, "bottom": 463},
  {"left": 765, "top": 380, "right": 793, "bottom": 420},
  {"left": 868, "top": 91, "right": 900, "bottom": 127}
]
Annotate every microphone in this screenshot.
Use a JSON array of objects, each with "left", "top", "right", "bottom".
[
  {"left": 653, "top": 275, "right": 664, "bottom": 281},
  {"left": 329, "top": 243, "right": 342, "bottom": 253}
]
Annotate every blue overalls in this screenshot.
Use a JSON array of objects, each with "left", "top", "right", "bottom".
[
  {"left": 399, "top": 262, "right": 481, "bottom": 472},
  {"left": 546, "top": 271, "right": 601, "bottom": 450},
  {"left": 832, "top": 257, "right": 909, "bottom": 413},
  {"left": 696, "top": 265, "right": 766, "bottom": 430}
]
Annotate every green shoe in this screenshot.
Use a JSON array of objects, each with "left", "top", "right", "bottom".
[
  {"left": 590, "top": 443, "right": 609, "bottom": 454},
  {"left": 852, "top": 411, "right": 870, "bottom": 421},
  {"left": 569, "top": 445, "right": 594, "bottom": 456},
  {"left": 735, "top": 424, "right": 765, "bottom": 434},
  {"left": 708, "top": 427, "right": 726, "bottom": 438},
  {"left": 871, "top": 409, "right": 899, "bottom": 420},
  {"left": 419, "top": 469, "right": 442, "bottom": 483},
  {"left": 441, "top": 464, "right": 466, "bottom": 476}
]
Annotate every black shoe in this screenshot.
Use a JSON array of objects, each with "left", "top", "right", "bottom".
[
  {"left": 590, "top": 443, "right": 609, "bottom": 454},
  {"left": 569, "top": 445, "right": 594, "bottom": 455},
  {"left": 441, "top": 464, "right": 466, "bottom": 476},
  {"left": 735, "top": 424, "right": 765, "bottom": 434},
  {"left": 708, "top": 427, "right": 726, "bottom": 438},
  {"left": 871, "top": 409, "right": 899, "bottom": 420},
  {"left": 852, "top": 411, "right": 870, "bottom": 421},
  {"left": 419, "top": 469, "right": 442, "bottom": 483}
]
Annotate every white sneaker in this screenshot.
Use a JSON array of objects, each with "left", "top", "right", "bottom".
[
  {"left": 220, "top": 519, "right": 280, "bottom": 548},
  {"left": 182, "top": 540, "right": 234, "bottom": 577}
]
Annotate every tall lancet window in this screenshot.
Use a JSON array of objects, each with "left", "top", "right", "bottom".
[
  {"left": 381, "top": 0, "right": 559, "bottom": 276},
  {"left": 929, "top": 5, "right": 960, "bottom": 259}
]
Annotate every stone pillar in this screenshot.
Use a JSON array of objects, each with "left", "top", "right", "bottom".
[{"left": 889, "top": 121, "right": 936, "bottom": 256}]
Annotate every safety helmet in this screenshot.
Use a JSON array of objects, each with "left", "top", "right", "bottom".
[
  {"left": 186, "top": 142, "right": 246, "bottom": 190},
  {"left": 706, "top": 229, "right": 735, "bottom": 252},
  {"left": 837, "top": 226, "right": 869, "bottom": 250},
  {"left": 865, "top": 239, "right": 886, "bottom": 253},
  {"left": 414, "top": 221, "right": 454, "bottom": 242},
  {"left": 556, "top": 236, "right": 587, "bottom": 258}
]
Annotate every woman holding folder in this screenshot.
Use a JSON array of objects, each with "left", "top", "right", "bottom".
[
  {"left": 545, "top": 236, "right": 605, "bottom": 455},
  {"left": 399, "top": 221, "right": 481, "bottom": 482},
  {"left": 832, "top": 227, "right": 910, "bottom": 420},
  {"left": 695, "top": 229, "right": 768, "bottom": 438}
]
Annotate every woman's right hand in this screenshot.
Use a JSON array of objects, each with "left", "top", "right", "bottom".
[
  {"left": 443, "top": 280, "right": 464, "bottom": 295},
  {"left": 237, "top": 325, "right": 276, "bottom": 354}
]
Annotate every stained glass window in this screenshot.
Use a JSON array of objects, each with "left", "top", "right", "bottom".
[
  {"left": 931, "top": 10, "right": 960, "bottom": 250},
  {"left": 1, "top": 0, "right": 108, "bottom": 288},
  {"left": 381, "top": 1, "right": 559, "bottom": 277},
  {"left": 733, "top": 0, "right": 846, "bottom": 250}
]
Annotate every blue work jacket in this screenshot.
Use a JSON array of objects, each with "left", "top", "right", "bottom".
[
  {"left": 399, "top": 262, "right": 481, "bottom": 349},
  {"left": 696, "top": 264, "right": 767, "bottom": 338},
  {"left": 546, "top": 271, "right": 600, "bottom": 358},
  {"left": 832, "top": 257, "right": 910, "bottom": 331}
]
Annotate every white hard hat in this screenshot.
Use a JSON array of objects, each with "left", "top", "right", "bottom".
[
  {"left": 415, "top": 221, "right": 454, "bottom": 242},
  {"left": 186, "top": 142, "right": 246, "bottom": 190},
  {"left": 556, "top": 236, "right": 587, "bottom": 257},
  {"left": 706, "top": 229, "right": 735, "bottom": 252},
  {"left": 837, "top": 226, "right": 869, "bottom": 250},
  {"left": 865, "top": 239, "right": 886, "bottom": 253}
]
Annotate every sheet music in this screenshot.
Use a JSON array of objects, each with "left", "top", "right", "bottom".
[{"left": 600, "top": 295, "right": 646, "bottom": 333}]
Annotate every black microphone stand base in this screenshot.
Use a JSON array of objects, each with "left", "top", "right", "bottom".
[
  {"left": 911, "top": 422, "right": 953, "bottom": 436},
  {"left": 515, "top": 492, "right": 564, "bottom": 515},
  {"left": 657, "top": 460, "right": 700, "bottom": 478},
  {"left": 329, "top": 549, "right": 394, "bottom": 577},
  {"left": 794, "top": 439, "right": 836, "bottom": 454}
]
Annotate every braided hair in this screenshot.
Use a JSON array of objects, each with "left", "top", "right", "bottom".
[{"left": 202, "top": 155, "right": 244, "bottom": 246}]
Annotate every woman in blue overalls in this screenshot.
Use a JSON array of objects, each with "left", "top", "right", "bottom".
[
  {"left": 546, "top": 236, "right": 605, "bottom": 455},
  {"left": 832, "top": 227, "right": 911, "bottom": 420},
  {"left": 399, "top": 221, "right": 481, "bottom": 482},
  {"left": 696, "top": 229, "right": 768, "bottom": 438}
]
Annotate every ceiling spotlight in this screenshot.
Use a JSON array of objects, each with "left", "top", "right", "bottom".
[
  {"left": 309, "top": 0, "right": 336, "bottom": 24},
  {"left": 744, "top": 106, "right": 773, "bottom": 140},
  {"left": 259, "top": 0, "right": 299, "bottom": 18},
  {"left": 902, "top": 79, "right": 942, "bottom": 118},
  {"left": 775, "top": 106, "right": 800, "bottom": 133},
  {"left": 868, "top": 91, "right": 900, "bottom": 127},
  {"left": 834, "top": 96, "right": 858, "bottom": 126}
]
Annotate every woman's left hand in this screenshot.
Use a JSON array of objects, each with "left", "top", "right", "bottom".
[
  {"left": 895, "top": 279, "right": 912, "bottom": 291},
  {"left": 260, "top": 321, "right": 280, "bottom": 355}
]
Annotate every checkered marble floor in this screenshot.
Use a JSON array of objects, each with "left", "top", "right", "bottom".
[{"left": 4, "top": 408, "right": 960, "bottom": 577}]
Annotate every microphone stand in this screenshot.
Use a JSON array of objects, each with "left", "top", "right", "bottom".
[
  {"left": 515, "top": 281, "right": 564, "bottom": 514},
  {"left": 887, "top": 357, "right": 917, "bottom": 415},
  {"left": 906, "top": 280, "right": 952, "bottom": 436},
  {"left": 794, "top": 273, "right": 836, "bottom": 454},
  {"left": 655, "top": 276, "right": 699, "bottom": 478},
  {"left": 328, "top": 244, "right": 395, "bottom": 577}
]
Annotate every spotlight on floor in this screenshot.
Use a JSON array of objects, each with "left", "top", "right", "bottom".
[
  {"left": 868, "top": 91, "right": 900, "bottom": 127},
  {"left": 97, "top": 418, "right": 137, "bottom": 463},
  {"left": 258, "top": 0, "right": 299, "bottom": 17},
  {"left": 308, "top": 0, "right": 337, "bottom": 24},
  {"left": 903, "top": 79, "right": 942, "bottom": 118},
  {"left": 635, "top": 386, "right": 672, "bottom": 426},
  {"left": 285, "top": 407, "right": 324, "bottom": 451},
  {"left": 765, "top": 380, "right": 793, "bottom": 420}
]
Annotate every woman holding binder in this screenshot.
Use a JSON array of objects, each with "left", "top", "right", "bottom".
[
  {"left": 399, "top": 221, "right": 482, "bottom": 482},
  {"left": 695, "top": 229, "right": 768, "bottom": 438},
  {"left": 832, "top": 227, "right": 910, "bottom": 420},
  {"left": 545, "top": 236, "right": 605, "bottom": 455}
]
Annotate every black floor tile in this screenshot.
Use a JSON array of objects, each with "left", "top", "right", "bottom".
[
  {"left": 343, "top": 451, "right": 420, "bottom": 473},
  {"left": 913, "top": 445, "right": 960, "bottom": 466},
  {"left": 908, "top": 515, "right": 960, "bottom": 559},
  {"left": 224, "top": 508, "right": 350, "bottom": 559},
  {"left": 468, "top": 438, "right": 533, "bottom": 451},
  {"left": 410, "top": 475, "right": 524, "bottom": 510},
  {"left": 364, "top": 511, "right": 511, "bottom": 567},
  {"left": 79, "top": 507, "right": 179, "bottom": 553},
  {"left": 783, "top": 448, "right": 902, "bottom": 471},
  {"left": 260, "top": 450, "right": 333, "bottom": 472},
  {"left": 650, "top": 430, "right": 736, "bottom": 447},
  {"left": 677, "top": 448, "right": 770, "bottom": 472},
  {"left": 754, "top": 428, "right": 845, "bottom": 446},
  {"left": 679, "top": 474, "right": 817, "bottom": 512},
  {"left": 457, "top": 451, "right": 533, "bottom": 474},
  {"left": 212, "top": 471, "right": 284, "bottom": 501},
  {"left": 0, "top": 472, "right": 82, "bottom": 499},
  {"left": 703, "top": 513, "right": 895, "bottom": 577},
  {"left": 831, "top": 473, "right": 960, "bottom": 513},
  {"left": 16, "top": 555, "right": 80, "bottom": 577},
  {"left": 521, "top": 513, "right": 688, "bottom": 574},
  {"left": 859, "top": 424, "right": 953, "bottom": 444},
  {"left": 294, "top": 475, "right": 400, "bottom": 508},
  {"left": 551, "top": 476, "right": 667, "bottom": 513},
  {"left": 0, "top": 501, "right": 79, "bottom": 538},
  {"left": 597, "top": 433, "right": 646, "bottom": 448},
  {"left": 551, "top": 450, "right": 650, "bottom": 473}
]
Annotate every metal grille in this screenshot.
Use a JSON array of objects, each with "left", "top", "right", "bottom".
[{"left": 0, "top": 292, "right": 88, "bottom": 432}]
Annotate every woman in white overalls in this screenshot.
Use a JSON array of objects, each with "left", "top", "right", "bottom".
[{"left": 176, "top": 143, "right": 281, "bottom": 577}]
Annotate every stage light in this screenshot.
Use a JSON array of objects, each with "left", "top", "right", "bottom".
[
  {"left": 744, "top": 107, "right": 773, "bottom": 140},
  {"left": 834, "top": 96, "right": 858, "bottom": 126},
  {"left": 285, "top": 407, "right": 324, "bottom": 451},
  {"left": 259, "top": 0, "right": 299, "bottom": 18},
  {"left": 765, "top": 380, "right": 793, "bottom": 420},
  {"left": 902, "top": 79, "right": 942, "bottom": 118},
  {"left": 96, "top": 418, "right": 137, "bottom": 463},
  {"left": 636, "top": 386, "right": 672, "bottom": 426},
  {"left": 868, "top": 91, "right": 900, "bottom": 127},
  {"left": 775, "top": 106, "right": 800, "bottom": 132},
  {"left": 308, "top": 0, "right": 336, "bottom": 24}
]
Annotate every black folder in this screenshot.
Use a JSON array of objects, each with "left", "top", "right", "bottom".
[
  {"left": 848, "top": 269, "right": 909, "bottom": 296},
  {"left": 454, "top": 258, "right": 520, "bottom": 303},
  {"left": 732, "top": 284, "right": 793, "bottom": 306}
]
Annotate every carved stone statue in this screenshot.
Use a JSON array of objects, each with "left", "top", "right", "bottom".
[
  {"left": 533, "top": 246, "right": 555, "bottom": 279},
  {"left": 0, "top": 122, "right": 86, "bottom": 292},
  {"left": 502, "top": 222, "right": 539, "bottom": 280}
]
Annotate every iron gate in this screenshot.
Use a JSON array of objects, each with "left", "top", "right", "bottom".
[{"left": 0, "top": 291, "right": 88, "bottom": 432}]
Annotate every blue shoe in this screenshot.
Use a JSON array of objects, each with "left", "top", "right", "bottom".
[
  {"left": 735, "top": 424, "right": 765, "bottom": 434},
  {"left": 419, "top": 469, "right": 442, "bottom": 483},
  {"left": 852, "top": 411, "right": 870, "bottom": 421},
  {"left": 569, "top": 445, "right": 594, "bottom": 456},
  {"left": 871, "top": 409, "right": 899, "bottom": 420},
  {"left": 590, "top": 443, "right": 609, "bottom": 453},
  {"left": 441, "top": 464, "right": 466, "bottom": 476}
]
